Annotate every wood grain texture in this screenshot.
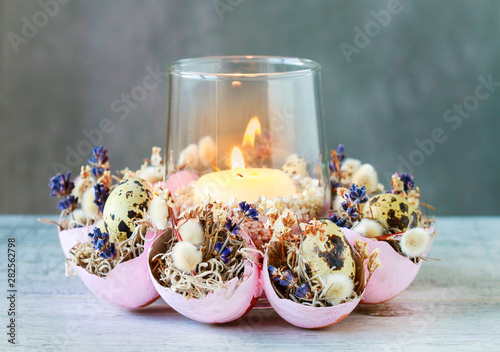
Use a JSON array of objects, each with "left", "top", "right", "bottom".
[{"left": 1, "top": 216, "right": 499, "bottom": 351}]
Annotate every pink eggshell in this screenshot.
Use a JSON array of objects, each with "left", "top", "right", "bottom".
[
  {"left": 76, "top": 228, "right": 161, "bottom": 309},
  {"left": 342, "top": 227, "right": 433, "bottom": 304},
  {"left": 148, "top": 232, "right": 261, "bottom": 323},
  {"left": 164, "top": 170, "right": 199, "bottom": 194},
  {"left": 239, "top": 228, "right": 264, "bottom": 299},
  {"left": 262, "top": 256, "right": 360, "bottom": 329},
  {"left": 58, "top": 226, "right": 93, "bottom": 258}
]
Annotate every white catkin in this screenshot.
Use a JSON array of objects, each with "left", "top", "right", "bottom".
[
  {"left": 341, "top": 158, "right": 361, "bottom": 174},
  {"left": 71, "top": 175, "right": 95, "bottom": 201},
  {"left": 400, "top": 228, "right": 430, "bottom": 258},
  {"left": 352, "top": 219, "right": 385, "bottom": 238},
  {"left": 178, "top": 219, "right": 204, "bottom": 245},
  {"left": 198, "top": 136, "right": 216, "bottom": 166},
  {"left": 149, "top": 198, "right": 169, "bottom": 230},
  {"left": 321, "top": 273, "right": 355, "bottom": 305},
  {"left": 138, "top": 165, "right": 163, "bottom": 184},
  {"left": 172, "top": 242, "right": 202, "bottom": 272},
  {"left": 81, "top": 187, "right": 99, "bottom": 217},
  {"left": 352, "top": 164, "right": 379, "bottom": 193},
  {"left": 178, "top": 144, "right": 199, "bottom": 168}
]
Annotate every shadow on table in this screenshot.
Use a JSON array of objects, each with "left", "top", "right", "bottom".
[
  {"left": 126, "top": 300, "right": 175, "bottom": 317},
  {"left": 354, "top": 302, "right": 418, "bottom": 317}
]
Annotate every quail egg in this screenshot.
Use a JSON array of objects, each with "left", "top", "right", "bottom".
[
  {"left": 300, "top": 220, "right": 356, "bottom": 280},
  {"left": 362, "top": 193, "right": 418, "bottom": 232},
  {"left": 103, "top": 177, "right": 153, "bottom": 242}
]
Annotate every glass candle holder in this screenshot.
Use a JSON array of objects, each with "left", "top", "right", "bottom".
[{"left": 166, "top": 56, "right": 328, "bottom": 240}]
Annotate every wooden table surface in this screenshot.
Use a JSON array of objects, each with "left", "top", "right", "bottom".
[{"left": 1, "top": 215, "right": 499, "bottom": 351}]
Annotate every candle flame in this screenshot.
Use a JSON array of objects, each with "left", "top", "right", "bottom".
[
  {"left": 231, "top": 147, "right": 245, "bottom": 171},
  {"left": 242, "top": 116, "right": 261, "bottom": 148}
]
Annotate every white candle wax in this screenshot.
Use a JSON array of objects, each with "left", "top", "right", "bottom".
[{"left": 193, "top": 168, "right": 297, "bottom": 203}]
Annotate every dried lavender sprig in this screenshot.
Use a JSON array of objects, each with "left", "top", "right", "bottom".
[{"left": 49, "top": 172, "right": 74, "bottom": 197}]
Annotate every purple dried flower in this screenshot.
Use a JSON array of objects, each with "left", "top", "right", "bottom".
[
  {"left": 214, "top": 241, "right": 233, "bottom": 263},
  {"left": 268, "top": 265, "right": 279, "bottom": 280},
  {"left": 57, "top": 195, "right": 78, "bottom": 212},
  {"left": 94, "top": 184, "right": 110, "bottom": 213},
  {"left": 49, "top": 172, "right": 74, "bottom": 197},
  {"left": 398, "top": 173, "right": 415, "bottom": 192},
  {"left": 347, "top": 184, "right": 368, "bottom": 204},
  {"left": 99, "top": 243, "right": 116, "bottom": 259},
  {"left": 329, "top": 159, "right": 336, "bottom": 173},
  {"left": 91, "top": 166, "right": 105, "bottom": 178},
  {"left": 88, "top": 146, "right": 109, "bottom": 166},
  {"left": 89, "top": 227, "right": 108, "bottom": 249},
  {"left": 89, "top": 227, "right": 116, "bottom": 259},
  {"left": 239, "top": 201, "right": 259, "bottom": 221},
  {"left": 346, "top": 207, "right": 358, "bottom": 218},
  {"left": 268, "top": 266, "right": 296, "bottom": 287},
  {"left": 336, "top": 144, "right": 345, "bottom": 162},
  {"left": 295, "top": 283, "right": 312, "bottom": 299},
  {"left": 329, "top": 213, "right": 347, "bottom": 228},
  {"left": 278, "top": 270, "right": 295, "bottom": 287},
  {"left": 341, "top": 201, "right": 349, "bottom": 212},
  {"left": 225, "top": 218, "right": 240, "bottom": 234}
]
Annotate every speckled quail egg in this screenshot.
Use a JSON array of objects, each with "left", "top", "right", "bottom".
[
  {"left": 282, "top": 154, "right": 309, "bottom": 178},
  {"left": 300, "top": 220, "right": 356, "bottom": 280},
  {"left": 103, "top": 177, "right": 153, "bottom": 242},
  {"left": 362, "top": 193, "right": 418, "bottom": 232}
]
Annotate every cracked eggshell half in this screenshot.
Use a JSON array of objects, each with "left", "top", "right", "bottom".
[
  {"left": 262, "top": 256, "right": 361, "bottom": 329},
  {"left": 76, "top": 227, "right": 161, "bottom": 309},
  {"left": 58, "top": 225, "right": 93, "bottom": 259},
  {"left": 342, "top": 227, "right": 434, "bottom": 304},
  {"left": 262, "top": 221, "right": 362, "bottom": 329},
  {"left": 148, "top": 229, "right": 261, "bottom": 324}
]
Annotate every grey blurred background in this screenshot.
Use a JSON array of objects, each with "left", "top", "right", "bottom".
[{"left": 1, "top": 0, "right": 499, "bottom": 215}]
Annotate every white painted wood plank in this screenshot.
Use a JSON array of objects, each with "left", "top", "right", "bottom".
[{"left": 0, "top": 216, "right": 499, "bottom": 351}]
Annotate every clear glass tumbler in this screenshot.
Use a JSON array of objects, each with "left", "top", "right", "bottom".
[{"left": 166, "top": 56, "right": 328, "bottom": 225}]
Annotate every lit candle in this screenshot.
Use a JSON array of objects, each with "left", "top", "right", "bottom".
[
  {"left": 193, "top": 117, "right": 296, "bottom": 203},
  {"left": 193, "top": 147, "right": 297, "bottom": 203}
]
